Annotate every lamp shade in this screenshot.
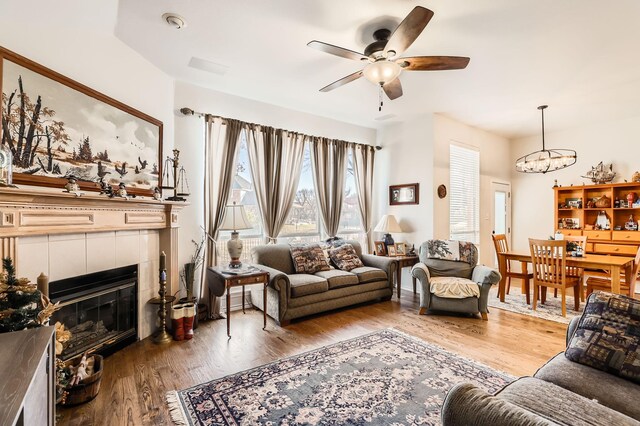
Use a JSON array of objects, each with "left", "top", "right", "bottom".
[
  {"left": 219, "top": 203, "right": 253, "bottom": 231},
  {"left": 374, "top": 215, "right": 402, "bottom": 233},
  {"left": 363, "top": 61, "right": 402, "bottom": 85}
]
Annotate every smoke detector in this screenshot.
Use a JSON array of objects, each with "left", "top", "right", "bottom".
[{"left": 162, "top": 13, "right": 187, "bottom": 29}]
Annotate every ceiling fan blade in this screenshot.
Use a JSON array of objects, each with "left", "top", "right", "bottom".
[
  {"left": 384, "top": 6, "right": 434, "bottom": 58},
  {"left": 307, "top": 40, "right": 369, "bottom": 62},
  {"left": 319, "top": 70, "right": 363, "bottom": 92},
  {"left": 383, "top": 78, "right": 403, "bottom": 100},
  {"left": 397, "top": 56, "right": 470, "bottom": 71}
]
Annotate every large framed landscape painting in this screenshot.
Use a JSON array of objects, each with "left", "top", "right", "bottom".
[{"left": 0, "top": 47, "right": 163, "bottom": 196}]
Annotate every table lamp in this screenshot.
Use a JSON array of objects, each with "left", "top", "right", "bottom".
[
  {"left": 219, "top": 202, "right": 253, "bottom": 268},
  {"left": 374, "top": 214, "right": 402, "bottom": 249}
]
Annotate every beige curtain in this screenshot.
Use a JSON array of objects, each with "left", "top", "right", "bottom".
[
  {"left": 246, "top": 126, "right": 306, "bottom": 243},
  {"left": 352, "top": 144, "right": 376, "bottom": 252},
  {"left": 202, "top": 116, "right": 243, "bottom": 319},
  {"left": 310, "top": 137, "right": 348, "bottom": 238}
]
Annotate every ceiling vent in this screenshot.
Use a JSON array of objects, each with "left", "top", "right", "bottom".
[
  {"left": 374, "top": 114, "right": 397, "bottom": 121},
  {"left": 162, "top": 13, "right": 187, "bottom": 29},
  {"left": 188, "top": 57, "right": 229, "bottom": 76}
]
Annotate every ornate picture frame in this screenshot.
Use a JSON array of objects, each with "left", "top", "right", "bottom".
[
  {"left": 0, "top": 46, "right": 163, "bottom": 196},
  {"left": 389, "top": 183, "right": 419, "bottom": 205}
]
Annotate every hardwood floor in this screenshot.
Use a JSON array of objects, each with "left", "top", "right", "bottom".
[{"left": 58, "top": 290, "right": 567, "bottom": 425}]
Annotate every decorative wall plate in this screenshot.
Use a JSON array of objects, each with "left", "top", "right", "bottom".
[{"left": 437, "top": 184, "right": 447, "bottom": 199}]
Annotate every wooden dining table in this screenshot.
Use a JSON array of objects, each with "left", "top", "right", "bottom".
[{"left": 497, "top": 251, "right": 635, "bottom": 302}]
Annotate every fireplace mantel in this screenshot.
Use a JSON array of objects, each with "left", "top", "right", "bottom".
[{"left": 0, "top": 186, "right": 189, "bottom": 295}]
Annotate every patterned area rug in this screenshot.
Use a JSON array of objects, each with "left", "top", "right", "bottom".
[
  {"left": 166, "top": 329, "right": 512, "bottom": 425},
  {"left": 488, "top": 287, "right": 583, "bottom": 324}
]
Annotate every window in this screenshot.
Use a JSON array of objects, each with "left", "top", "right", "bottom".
[
  {"left": 449, "top": 143, "right": 480, "bottom": 244},
  {"left": 279, "top": 143, "right": 320, "bottom": 242},
  {"left": 338, "top": 152, "right": 365, "bottom": 245}
]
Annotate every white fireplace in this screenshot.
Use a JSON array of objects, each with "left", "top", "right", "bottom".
[{"left": 0, "top": 186, "right": 187, "bottom": 342}]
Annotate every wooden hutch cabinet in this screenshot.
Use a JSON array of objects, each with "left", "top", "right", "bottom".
[{"left": 554, "top": 182, "right": 640, "bottom": 256}]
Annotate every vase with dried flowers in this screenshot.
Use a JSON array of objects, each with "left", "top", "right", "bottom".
[{"left": 180, "top": 236, "right": 206, "bottom": 301}]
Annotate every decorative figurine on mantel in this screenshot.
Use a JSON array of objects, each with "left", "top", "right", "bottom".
[
  {"left": 153, "top": 187, "right": 162, "bottom": 201},
  {"left": 0, "top": 143, "right": 16, "bottom": 188},
  {"left": 116, "top": 182, "right": 128, "bottom": 198},
  {"left": 63, "top": 176, "right": 83, "bottom": 196},
  {"left": 633, "top": 171, "right": 640, "bottom": 183},
  {"left": 161, "top": 149, "right": 189, "bottom": 202},
  {"left": 98, "top": 178, "right": 114, "bottom": 198}
]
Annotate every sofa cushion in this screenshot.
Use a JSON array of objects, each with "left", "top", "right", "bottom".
[
  {"left": 314, "top": 269, "right": 359, "bottom": 290},
  {"left": 328, "top": 244, "right": 364, "bottom": 272},
  {"left": 429, "top": 276, "right": 480, "bottom": 299},
  {"left": 350, "top": 266, "right": 387, "bottom": 284},
  {"left": 535, "top": 352, "right": 640, "bottom": 420},
  {"left": 289, "top": 243, "right": 331, "bottom": 274},
  {"left": 288, "top": 274, "right": 328, "bottom": 298},
  {"left": 496, "top": 377, "right": 636, "bottom": 425},
  {"left": 566, "top": 291, "right": 640, "bottom": 384}
]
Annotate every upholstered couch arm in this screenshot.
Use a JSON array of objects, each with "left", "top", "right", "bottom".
[
  {"left": 442, "top": 383, "right": 551, "bottom": 426},
  {"left": 567, "top": 316, "right": 580, "bottom": 346},
  {"left": 412, "top": 263, "right": 432, "bottom": 311},
  {"left": 255, "top": 265, "right": 290, "bottom": 297},
  {"left": 361, "top": 254, "right": 397, "bottom": 289}
]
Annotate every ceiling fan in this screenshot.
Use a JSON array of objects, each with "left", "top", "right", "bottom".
[{"left": 307, "top": 6, "right": 470, "bottom": 108}]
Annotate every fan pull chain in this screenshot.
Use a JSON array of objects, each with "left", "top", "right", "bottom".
[{"left": 378, "top": 84, "right": 383, "bottom": 112}]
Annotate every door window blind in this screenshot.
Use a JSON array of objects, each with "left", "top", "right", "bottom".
[{"left": 449, "top": 144, "right": 480, "bottom": 244}]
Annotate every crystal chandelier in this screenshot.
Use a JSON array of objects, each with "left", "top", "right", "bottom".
[{"left": 515, "top": 105, "right": 577, "bottom": 174}]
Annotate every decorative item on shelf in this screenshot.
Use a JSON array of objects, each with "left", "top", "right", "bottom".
[
  {"left": 395, "top": 242, "right": 407, "bottom": 256},
  {"left": 633, "top": 171, "right": 640, "bottom": 183},
  {"left": 219, "top": 202, "right": 253, "bottom": 268},
  {"left": 153, "top": 186, "right": 162, "bottom": 200},
  {"left": 594, "top": 195, "right": 611, "bottom": 208},
  {"left": 152, "top": 251, "right": 173, "bottom": 344},
  {"left": 515, "top": 105, "right": 577, "bottom": 174},
  {"left": 407, "top": 244, "right": 416, "bottom": 256},
  {"left": 586, "top": 199, "right": 595, "bottom": 208},
  {"left": 553, "top": 179, "right": 559, "bottom": 188},
  {"left": 374, "top": 240, "right": 387, "bottom": 256},
  {"left": 162, "top": 149, "right": 188, "bottom": 201},
  {"left": 585, "top": 224, "right": 595, "bottom": 230},
  {"left": 389, "top": 183, "right": 419, "bottom": 205},
  {"left": 374, "top": 214, "right": 402, "bottom": 249},
  {"left": 566, "top": 198, "right": 581, "bottom": 208},
  {"left": 387, "top": 245, "right": 397, "bottom": 256},
  {"left": 63, "top": 176, "right": 83, "bottom": 196},
  {"left": 596, "top": 211, "right": 610, "bottom": 230},
  {"left": 582, "top": 162, "right": 616, "bottom": 184},
  {"left": 625, "top": 215, "right": 638, "bottom": 231},
  {"left": 615, "top": 197, "right": 621, "bottom": 208},
  {"left": 437, "top": 184, "right": 447, "bottom": 199},
  {"left": 627, "top": 192, "right": 637, "bottom": 207},
  {"left": 0, "top": 143, "right": 14, "bottom": 187}
]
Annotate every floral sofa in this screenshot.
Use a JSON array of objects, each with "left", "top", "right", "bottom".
[{"left": 250, "top": 240, "right": 396, "bottom": 325}]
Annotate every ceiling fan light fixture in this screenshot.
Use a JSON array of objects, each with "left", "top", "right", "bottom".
[
  {"left": 363, "top": 61, "right": 401, "bottom": 85},
  {"left": 515, "top": 105, "right": 577, "bottom": 174}
]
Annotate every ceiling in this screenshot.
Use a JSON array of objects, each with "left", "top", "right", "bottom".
[{"left": 114, "top": 0, "right": 640, "bottom": 138}]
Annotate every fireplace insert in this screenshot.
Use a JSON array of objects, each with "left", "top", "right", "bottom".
[{"left": 49, "top": 265, "right": 138, "bottom": 361}]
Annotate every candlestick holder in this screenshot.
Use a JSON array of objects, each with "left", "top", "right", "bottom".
[{"left": 151, "top": 267, "right": 174, "bottom": 344}]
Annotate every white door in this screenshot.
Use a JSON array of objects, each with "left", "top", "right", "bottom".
[{"left": 491, "top": 182, "right": 512, "bottom": 266}]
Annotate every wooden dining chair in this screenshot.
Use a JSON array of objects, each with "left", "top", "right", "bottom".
[
  {"left": 529, "top": 238, "right": 581, "bottom": 317},
  {"left": 555, "top": 235, "right": 588, "bottom": 301},
  {"left": 492, "top": 233, "right": 533, "bottom": 303},
  {"left": 586, "top": 245, "right": 640, "bottom": 298}
]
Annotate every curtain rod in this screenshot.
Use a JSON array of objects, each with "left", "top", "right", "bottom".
[{"left": 179, "top": 107, "right": 382, "bottom": 150}]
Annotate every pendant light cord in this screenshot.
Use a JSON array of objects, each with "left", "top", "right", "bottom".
[{"left": 539, "top": 105, "right": 548, "bottom": 152}]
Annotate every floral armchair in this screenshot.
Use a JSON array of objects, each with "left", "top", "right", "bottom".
[{"left": 411, "top": 240, "right": 501, "bottom": 320}]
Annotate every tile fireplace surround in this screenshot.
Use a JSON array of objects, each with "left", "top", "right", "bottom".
[{"left": 0, "top": 187, "right": 187, "bottom": 340}]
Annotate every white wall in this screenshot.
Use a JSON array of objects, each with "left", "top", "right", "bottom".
[
  {"left": 374, "top": 115, "right": 435, "bottom": 249},
  {"left": 433, "top": 114, "right": 512, "bottom": 266},
  {"left": 173, "top": 80, "right": 377, "bottom": 292},
  {"left": 511, "top": 114, "right": 640, "bottom": 252}
]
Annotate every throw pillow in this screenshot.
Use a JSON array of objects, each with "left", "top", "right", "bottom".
[
  {"left": 565, "top": 291, "right": 640, "bottom": 383},
  {"left": 328, "top": 244, "right": 364, "bottom": 272},
  {"left": 289, "top": 244, "right": 331, "bottom": 274}
]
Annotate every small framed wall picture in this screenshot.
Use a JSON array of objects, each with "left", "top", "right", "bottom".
[
  {"left": 389, "top": 183, "right": 419, "bottom": 206},
  {"left": 395, "top": 242, "right": 406, "bottom": 256},
  {"left": 387, "top": 245, "right": 397, "bottom": 256},
  {"left": 374, "top": 241, "right": 387, "bottom": 256}
]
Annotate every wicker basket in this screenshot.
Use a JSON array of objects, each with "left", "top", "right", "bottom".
[{"left": 60, "top": 355, "right": 103, "bottom": 406}]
